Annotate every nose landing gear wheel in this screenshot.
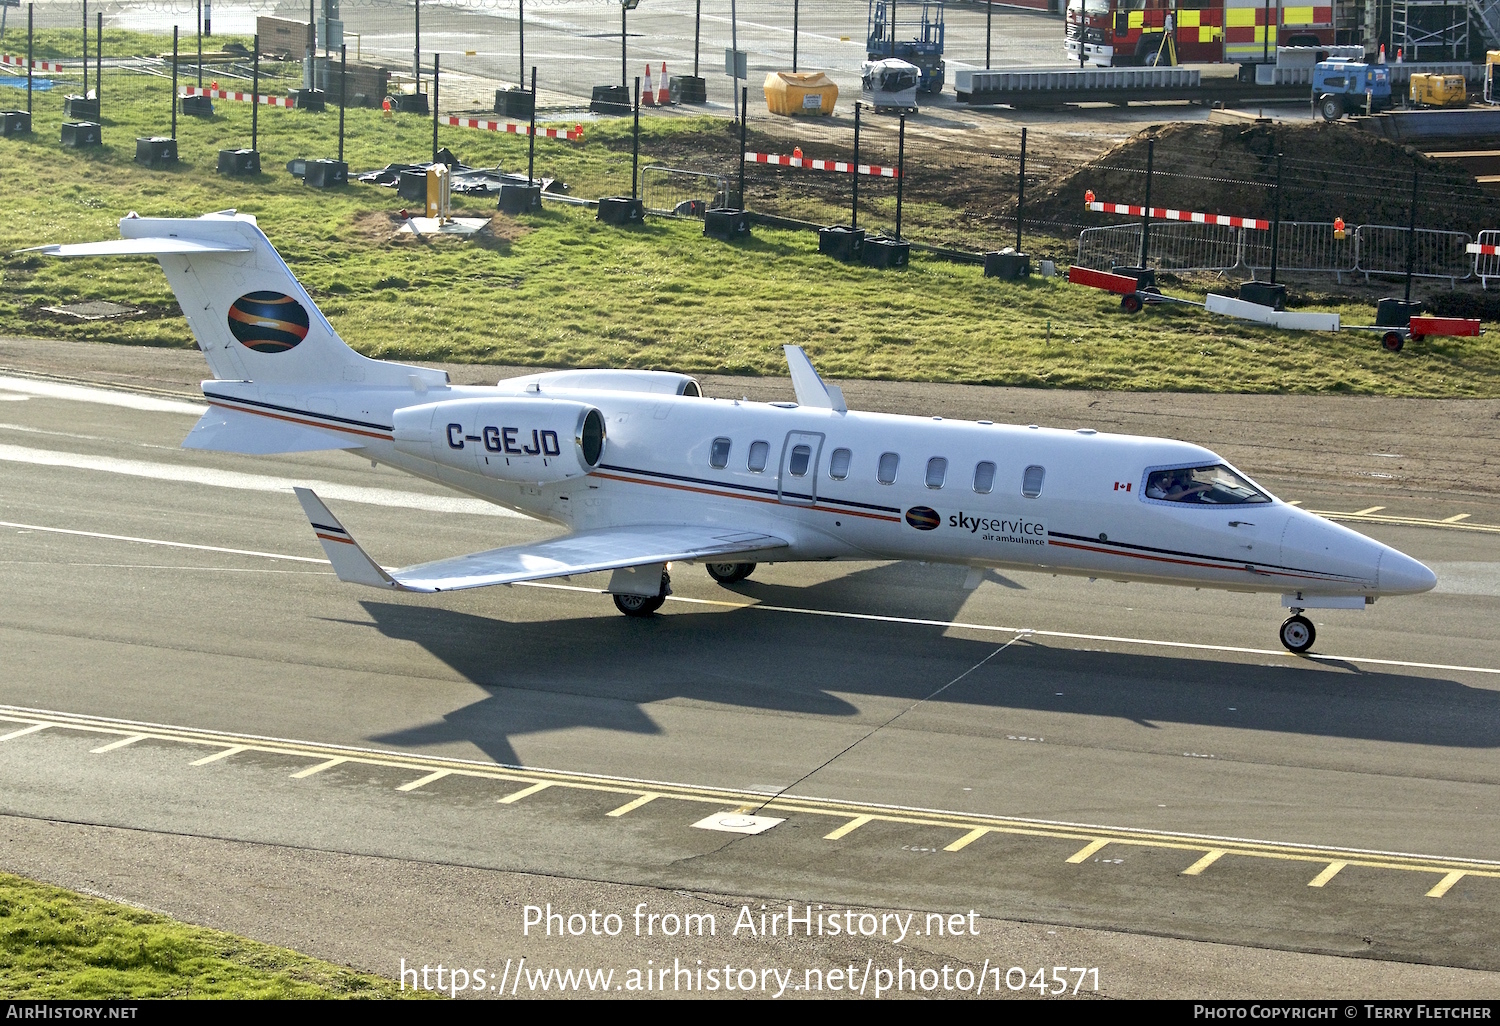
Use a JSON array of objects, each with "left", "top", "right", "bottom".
[
  {"left": 612, "top": 569, "right": 671, "bottom": 617},
  {"left": 706, "top": 562, "right": 756, "bottom": 584},
  {"left": 1279, "top": 614, "right": 1316, "bottom": 653}
]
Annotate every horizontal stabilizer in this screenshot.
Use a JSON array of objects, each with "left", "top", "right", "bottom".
[
  {"left": 1205, "top": 293, "right": 1340, "bottom": 332},
  {"left": 184, "top": 405, "right": 363, "bottom": 454},
  {"left": 292, "top": 490, "right": 787, "bottom": 593},
  {"left": 25, "top": 238, "right": 253, "bottom": 257}
]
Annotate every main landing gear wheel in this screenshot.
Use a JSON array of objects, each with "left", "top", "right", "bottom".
[
  {"left": 613, "top": 570, "right": 671, "bottom": 617},
  {"left": 706, "top": 562, "right": 756, "bottom": 584},
  {"left": 1279, "top": 614, "right": 1316, "bottom": 654}
]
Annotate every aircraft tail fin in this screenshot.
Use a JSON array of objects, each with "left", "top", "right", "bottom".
[{"left": 36, "top": 212, "right": 447, "bottom": 391}]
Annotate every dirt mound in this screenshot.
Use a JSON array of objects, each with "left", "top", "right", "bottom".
[{"left": 1026, "top": 121, "right": 1500, "bottom": 235}]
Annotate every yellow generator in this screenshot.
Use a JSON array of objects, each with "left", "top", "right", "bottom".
[
  {"left": 764, "top": 71, "right": 838, "bottom": 116},
  {"left": 1410, "top": 73, "right": 1467, "bottom": 108}
]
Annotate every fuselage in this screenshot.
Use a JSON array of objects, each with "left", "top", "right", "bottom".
[{"left": 200, "top": 375, "right": 1437, "bottom": 601}]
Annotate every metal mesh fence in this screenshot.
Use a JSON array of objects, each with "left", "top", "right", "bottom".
[
  {"left": 1354, "top": 224, "right": 1473, "bottom": 284},
  {"left": 1474, "top": 230, "right": 1500, "bottom": 289},
  {"left": 641, "top": 166, "right": 730, "bottom": 219},
  {"left": 1078, "top": 220, "right": 1475, "bottom": 281}
]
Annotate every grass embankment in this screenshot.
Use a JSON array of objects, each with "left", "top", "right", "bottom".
[
  {"left": 2, "top": 31, "right": 1499, "bottom": 395},
  {"left": 0, "top": 870, "right": 416, "bottom": 998}
]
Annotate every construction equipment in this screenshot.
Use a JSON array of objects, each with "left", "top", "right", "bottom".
[
  {"left": 861, "top": 58, "right": 919, "bottom": 113},
  {"left": 1409, "top": 72, "right": 1467, "bottom": 107},
  {"left": 1313, "top": 59, "right": 1392, "bottom": 120},
  {"left": 866, "top": 0, "right": 944, "bottom": 94}
]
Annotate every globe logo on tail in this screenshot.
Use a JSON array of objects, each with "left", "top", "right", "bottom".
[
  {"left": 227, "top": 291, "right": 310, "bottom": 353},
  {"left": 905, "top": 506, "right": 941, "bottom": 531}
]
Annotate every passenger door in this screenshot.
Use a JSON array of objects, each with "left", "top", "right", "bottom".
[{"left": 777, "top": 432, "right": 824, "bottom": 506}]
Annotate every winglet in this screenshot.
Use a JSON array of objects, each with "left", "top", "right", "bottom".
[
  {"left": 783, "top": 345, "right": 847, "bottom": 413},
  {"left": 292, "top": 487, "right": 403, "bottom": 590}
]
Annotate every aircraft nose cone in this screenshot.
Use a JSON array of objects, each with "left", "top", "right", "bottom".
[{"left": 1380, "top": 548, "right": 1438, "bottom": 595}]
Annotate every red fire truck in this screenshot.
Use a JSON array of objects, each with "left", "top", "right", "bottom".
[{"left": 1065, "top": 0, "right": 1335, "bottom": 68}]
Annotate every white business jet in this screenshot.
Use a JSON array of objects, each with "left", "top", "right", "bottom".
[{"left": 35, "top": 212, "right": 1436, "bottom": 652}]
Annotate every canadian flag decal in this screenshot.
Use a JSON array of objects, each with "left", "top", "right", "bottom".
[{"left": 1113, "top": 481, "right": 1133, "bottom": 492}]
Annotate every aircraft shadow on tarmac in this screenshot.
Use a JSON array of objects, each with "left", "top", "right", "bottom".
[{"left": 353, "top": 563, "right": 1500, "bottom": 766}]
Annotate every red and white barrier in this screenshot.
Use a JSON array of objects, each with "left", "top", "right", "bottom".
[
  {"left": 441, "top": 116, "right": 584, "bottom": 141},
  {"left": 2, "top": 53, "right": 69, "bottom": 73},
  {"left": 744, "top": 151, "right": 900, "bottom": 178},
  {"left": 181, "top": 85, "right": 295, "bottom": 108},
  {"left": 1466, "top": 242, "right": 1500, "bottom": 256},
  {"left": 1087, "top": 200, "right": 1268, "bottom": 231}
]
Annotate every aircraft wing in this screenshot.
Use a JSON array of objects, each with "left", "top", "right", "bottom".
[{"left": 294, "top": 487, "right": 787, "bottom": 593}]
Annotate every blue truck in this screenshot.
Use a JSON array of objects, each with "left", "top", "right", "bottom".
[
  {"left": 866, "top": 0, "right": 945, "bottom": 95},
  {"left": 1313, "top": 60, "right": 1392, "bottom": 120}
]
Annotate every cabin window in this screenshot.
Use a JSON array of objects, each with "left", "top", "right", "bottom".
[
  {"left": 709, "top": 437, "right": 731, "bottom": 469},
  {"left": 748, "top": 440, "right": 770, "bottom": 473},
  {"left": 829, "top": 448, "right": 852, "bottom": 480},
  {"left": 1022, "top": 465, "right": 1045, "bottom": 498},
  {"left": 877, "top": 452, "right": 900, "bottom": 485},
  {"left": 973, "top": 461, "right": 996, "bottom": 494},
  {"left": 1144, "top": 464, "right": 1271, "bottom": 505},
  {"left": 789, "top": 444, "right": 812, "bottom": 477},
  {"left": 925, "top": 457, "right": 947, "bottom": 489}
]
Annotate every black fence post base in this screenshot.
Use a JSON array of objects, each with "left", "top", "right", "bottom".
[
  {"left": 304, "top": 158, "right": 348, "bottom": 188},
  {"left": 134, "top": 137, "right": 178, "bottom": 168},
  {"left": 292, "top": 88, "right": 326, "bottom": 111},
  {"left": 704, "top": 207, "right": 751, "bottom": 241},
  {"left": 60, "top": 121, "right": 101, "bottom": 148},
  {"left": 669, "top": 75, "right": 706, "bottom": 103},
  {"left": 984, "top": 251, "right": 1031, "bottom": 280},
  {"left": 1239, "top": 281, "right": 1286, "bottom": 310},
  {"left": 862, "top": 236, "right": 910, "bottom": 269},
  {"left": 597, "top": 196, "right": 645, "bottom": 224},
  {"left": 499, "top": 184, "right": 542, "bottom": 214},
  {"left": 0, "top": 111, "right": 32, "bottom": 136},
  {"left": 217, "top": 148, "right": 261, "bottom": 175},
  {"left": 818, "top": 225, "right": 864, "bottom": 262},
  {"left": 181, "top": 95, "right": 214, "bottom": 116}
]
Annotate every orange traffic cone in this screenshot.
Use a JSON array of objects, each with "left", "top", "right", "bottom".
[
  {"left": 657, "top": 62, "right": 670, "bottom": 105},
  {"left": 642, "top": 63, "right": 656, "bottom": 106},
  {"left": 1378, "top": 44, "right": 1386, "bottom": 64},
  {"left": 1396, "top": 47, "right": 1403, "bottom": 63}
]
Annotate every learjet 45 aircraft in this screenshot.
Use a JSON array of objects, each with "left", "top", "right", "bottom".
[{"left": 36, "top": 212, "right": 1437, "bottom": 652}]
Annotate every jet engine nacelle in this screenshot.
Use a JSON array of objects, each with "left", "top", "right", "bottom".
[{"left": 393, "top": 397, "right": 606, "bottom": 483}]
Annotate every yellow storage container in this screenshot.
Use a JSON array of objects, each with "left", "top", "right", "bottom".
[
  {"left": 763, "top": 71, "right": 837, "bottom": 116},
  {"left": 1410, "top": 73, "right": 1467, "bottom": 107}
]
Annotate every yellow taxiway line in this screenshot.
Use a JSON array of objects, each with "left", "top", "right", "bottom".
[{"left": 1, "top": 704, "right": 1496, "bottom": 900}]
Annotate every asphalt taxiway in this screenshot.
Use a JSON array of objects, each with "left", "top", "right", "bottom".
[{"left": 0, "top": 340, "right": 1497, "bottom": 997}]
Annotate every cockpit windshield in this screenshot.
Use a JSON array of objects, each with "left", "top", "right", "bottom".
[{"left": 1144, "top": 465, "right": 1271, "bottom": 505}]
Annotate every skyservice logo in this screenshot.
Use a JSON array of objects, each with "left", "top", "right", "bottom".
[
  {"left": 227, "top": 291, "right": 311, "bottom": 353},
  {"left": 904, "top": 506, "right": 941, "bottom": 531}
]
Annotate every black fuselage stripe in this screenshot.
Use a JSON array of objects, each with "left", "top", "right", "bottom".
[
  {"left": 203, "top": 391, "right": 394, "bottom": 432},
  {"left": 598, "top": 463, "right": 902, "bottom": 514},
  {"left": 1047, "top": 530, "right": 1355, "bottom": 581}
]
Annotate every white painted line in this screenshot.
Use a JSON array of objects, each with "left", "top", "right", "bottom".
[
  {"left": 90, "top": 734, "right": 147, "bottom": 753},
  {"left": 189, "top": 745, "right": 246, "bottom": 765},
  {"left": 693, "top": 812, "right": 784, "bottom": 835},
  {"left": 0, "top": 722, "right": 49, "bottom": 742},
  {"left": 0, "top": 375, "right": 207, "bottom": 415},
  {"left": 0, "top": 520, "right": 329, "bottom": 564},
  {"left": 0, "top": 445, "right": 527, "bottom": 518}
]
